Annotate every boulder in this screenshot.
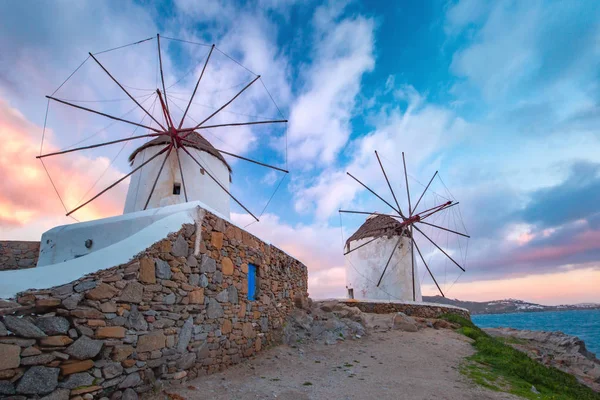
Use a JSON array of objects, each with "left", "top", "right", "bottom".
[
  {"left": 16, "top": 366, "right": 59, "bottom": 395},
  {"left": 35, "top": 317, "right": 70, "bottom": 335},
  {"left": 177, "top": 317, "right": 193, "bottom": 353},
  {"left": 176, "top": 352, "right": 196, "bottom": 370},
  {"left": 66, "top": 336, "right": 103, "bottom": 360},
  {"left": 118, "top": 372, "right": 141, "bottom": 389},
  {"left": 392, "top": 312, "right": 418, "bottom": 332},
  {"left": 3, "top": 316, "right": 47, "bottom": 338},
  {"left": 172, "top": 235, "right": 188, "bottom": 257},
  {"left": 119, "top": 282, "right": 143, "bottom": 304},
  {"left": 0, "top": 380, "right": 15, "bottom": 395},
  {"left": 200, "top": 255, "right": 216, "bottom": 273},
  {"left": 155, "top": 259, "right": 172, "bottom": 280},
  {"left": 206, "top": 299, "right": 224, "bottom": 319},
  {"left": 122, "top": 388, "right": 139, "bottom": 400}
]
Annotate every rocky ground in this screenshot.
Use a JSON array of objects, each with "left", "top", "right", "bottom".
[
  {"left": 149, "top": 301, "right": 519, "bottom": 400},
  {"left": 485, "top": 327, "right": 600, "bottom": 392}
]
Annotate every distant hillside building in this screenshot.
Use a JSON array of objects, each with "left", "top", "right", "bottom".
[{"left": 345, "top": 214, "right": 422, "bottom": 301}]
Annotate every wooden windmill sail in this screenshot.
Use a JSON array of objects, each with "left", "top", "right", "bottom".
[{"left": 37, "top": 34, "right": 288, "bottom": 222}]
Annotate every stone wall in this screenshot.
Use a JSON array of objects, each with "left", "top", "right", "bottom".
[
  {"left": 0, "top": 241, "right": 40, "bottom": 271},
  {"left": 340, "top": 300, "right": 470, "bottom": 320},
  {"left": 0, "top": 211, "right": 308, "bottom": 399}
]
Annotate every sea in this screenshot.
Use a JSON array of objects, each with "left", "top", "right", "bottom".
[{"left": 472, "top": 309, "right": 600, "bottom": 356}]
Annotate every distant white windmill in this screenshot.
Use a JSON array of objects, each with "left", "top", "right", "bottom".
[{"left": 341, "top": 151, "right": 470, "bottom": 301}]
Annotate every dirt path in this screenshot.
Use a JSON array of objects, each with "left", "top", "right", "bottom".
[{"left": 155, "top": 322, "right": 520, "bottom": 400}]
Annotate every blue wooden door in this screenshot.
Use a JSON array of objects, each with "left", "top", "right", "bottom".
[{"left": 248, "top": 264, "right": 257, "bottom": 301}]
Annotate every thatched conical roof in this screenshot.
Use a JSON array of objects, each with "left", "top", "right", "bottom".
[
  {"left": 129, "top": 131, "right": 231, "bottom": 172},
  {"left": 345, "top": 214, "right": 409, "bottom": 246}
]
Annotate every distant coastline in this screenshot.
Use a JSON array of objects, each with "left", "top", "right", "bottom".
[{"left": 423, "top": 295, "right": 600, "bottom": 315}]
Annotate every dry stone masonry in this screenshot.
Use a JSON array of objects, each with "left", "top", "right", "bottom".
[
  {"left": 0, "top": 241, "right": 40, "bottom": 271},
  {"left": 0, "top": 211, "right": 308, "bottom": 399}
]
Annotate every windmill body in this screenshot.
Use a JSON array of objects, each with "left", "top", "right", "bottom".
[
  {"left": 124, "top": 132, "right": 232, "bottom": 218},
  {"left": 345, "top": 215, "right": 422, "bottom": 301}
]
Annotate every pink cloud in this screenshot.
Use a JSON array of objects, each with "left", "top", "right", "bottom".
[{"left": 0, "top": 98, "right": 126, "bottom": 229}]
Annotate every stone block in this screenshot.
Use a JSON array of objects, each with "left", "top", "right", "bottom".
[
  {"left": 96, "top": 327, "right": 126, "bottom": 339},
  {"left": 211, "top": 232, "right": 224, "bottom": 250},
  {"left": 0, "top": 343, "right": 20, "bottom": 370},
  {"left": 136, "top": 331, "right": 166, "bottom": 353},
  {"left": 39, "top": 336, "right": 73, "bottom": 347},
  {"left": 189, "top": 289, "right": 204, "bottom": 304},
  {"left": 86, "top": 283, "right": 119, "bottom": 300},
  {"left": 119, "top": 282, "right": 143, "bottom": 304},
  {"left": 139, "top": 258, "right": 156, "bottom": 284},
  {"left": 59, "top": 359, "right": 94, "bottom": 375},
  {"left": 176, "top": 317, "right": 193, "bottom": 353},
  {"left": 112, "top": 345, "right": 134, "bottom": 362},
  {"left": 221, "top": 257, "right": 234, "bottom": 276},
  {"left": 155, "top": 259, "right": 172, "bottom": 280}
]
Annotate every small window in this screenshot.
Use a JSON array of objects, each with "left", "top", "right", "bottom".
[
  {"left": 173, "top": 183, "right": 181, "bottom": 195},
  {"left": 248, "top": 264, "right": 258, "bottom": 301}
]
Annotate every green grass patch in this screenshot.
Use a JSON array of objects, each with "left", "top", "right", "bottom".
[{"left": 440, "top": 314, "right": 600, "bottom": 400}]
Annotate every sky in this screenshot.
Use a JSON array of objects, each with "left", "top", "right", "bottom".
[{"left": 1, "top": 0, "right": 599, "bottom": 305}]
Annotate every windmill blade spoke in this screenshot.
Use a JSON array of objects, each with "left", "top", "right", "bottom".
[
  {"left": 180, "top": 146, "right": 259, "bottom": 222},
  {"left": 402, "top": 152, "right": 412, "bottom": 216},
  {"left": 420, "top": 202, "right": 459, "bottom": 220},
  {"left": 413, "top": 225, "right": 466, "bottom": 272},
  {"left": 180, "top": 138, "right": 288, "bottom": 173},
  {"left": 412, "top": 171, "right": 437, "bottom": 215},
  {"left": 338, "top": 209, "right": 401, "bottom": 219},
  {"left": 46, "top": 96, "right": 162, "bottom": 133},
  {"left": 144, "top": 143, "right": 173, "bottom": 210},
  {"left": 37, "top": 133, "right": 162, "bottom": 159},
  {"left": 412, "top": 237, "right": 445, "bottom": 297},
  {"left": 156, "top": 34, "right": 170, "bottom": 118},
  {"left": 88, "top": 52, "right": 167, "bottom": 131},
  {"left": 343, "top": 236, "right": 379, "bottom": 256},
  {"left": 174, "top": 146, "right": 189, "bottom": 202},
  {"left": 375, "top": 150, "right": 406, "bottom": 219},
  {"left": 410, "top": 226, "right": 416, "bottom": 301},
  {"left": 66, "top": 145, "right": 170, "bottom": 216},
  {"left": 376, "top": 237, "right": 402, "bottom": 287},
  {"left": 417, "top": 221, "right": 470, "bottom": 238},
  {"left": 179, "top": 44, "right": 215, "bottom": 129},
  {"left": 182, "top": 75, "right": 261, "bottom": 138},
  {"left": 180, "top": 119, "right": 288, "bottom": 131},
  {"left": 346, "top": 172, "right": 401, "bottom": 215}
]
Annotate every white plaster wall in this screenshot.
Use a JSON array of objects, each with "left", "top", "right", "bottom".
[
  {"left": 345, "top": 235, "right": 422, "bottom": 302},
  {"left": 37, "top": 200, "right": 228, "bottom": 267},
  {"left": 1, "top": 203, "right": 207, "bottom": 299},
  {"left": 124, "top": 146, "right": 231, "bottom": 218}
]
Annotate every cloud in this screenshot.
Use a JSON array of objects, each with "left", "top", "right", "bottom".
[
  {"left": 0, "top": 98, "right": 125, "bottom": 230},
  {"left": 287, "top": 3, "right": 375, "bottom": 166},
  {"left": 520, "top": 162, "right": 600, "bottom": 228}
]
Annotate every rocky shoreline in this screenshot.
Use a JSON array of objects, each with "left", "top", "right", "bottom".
[{"left": 484, "top": 327, "right": 600, "bottom": 392}]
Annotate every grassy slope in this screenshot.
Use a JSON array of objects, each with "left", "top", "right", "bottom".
[{"left": 441, "top": 314, "right": 600, "bottom": 400}]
